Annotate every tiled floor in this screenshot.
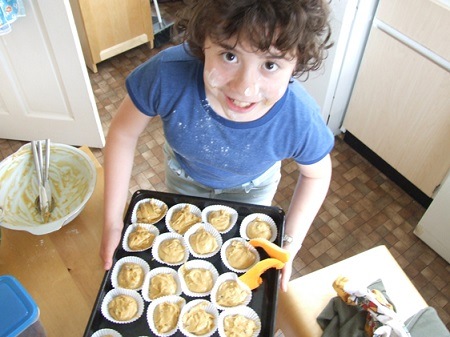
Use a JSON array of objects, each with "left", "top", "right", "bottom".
[{"left": 1, "top": 1, "right": 449, "bottom": 330}]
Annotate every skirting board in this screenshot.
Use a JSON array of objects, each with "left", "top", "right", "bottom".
[{"left": 343, "top": 132, "right": 432, "bottom": 208}]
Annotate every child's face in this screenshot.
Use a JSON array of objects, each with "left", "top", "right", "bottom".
[{"left": 203, "top": 37, "right": 297, "bottom": 122}]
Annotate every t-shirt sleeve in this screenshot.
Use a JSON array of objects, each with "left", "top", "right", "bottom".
[{"left": 125, "top": 52, "right": 164, "bottom": 117}]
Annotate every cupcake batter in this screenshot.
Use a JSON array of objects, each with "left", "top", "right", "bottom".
[
  {"left": 117, "top": 263, "right": 144, "bottom": 289},
  {"left": 128, "top": 225, "right": 155, "bottom": 250},
  {"left": 137, "top": 200, "right": 167, "bottom": 223},
  {"left": 223, "top": 314, "right": 258, "bottom": 337},
  {"left": 154, "top": 300, "right": 183, "bottom": 333},
  {"left": 108, "top": 294, "right": 138, "bottom": 321},
  {"left": 246, "top": 218, "right": 272, "bottom": 240},
  {"left": 182, "top": 302, "right": 215, "bottom": 335},
  {"left": 208, "top": 209, "right": 232, "bottom": 231},
  {"left": 170, "top": 205, "right": 201, "bottom": 234},
  {"left": 149, "top": 273, "right": 178, "bottom": 300},
  {"left": 226, "top": 240, "right": 256, "bottom": 270},
  {"left": 216, "top": 280, "right": 250, "bottom": 307},
  {"left": 158, "top": 238, "right": 186, "bottom": 264},
  {"left": 189, "top": 228, "right": 219, "bottom": 255}
]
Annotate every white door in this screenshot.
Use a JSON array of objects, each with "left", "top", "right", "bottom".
[{"left": 0, "top": 0, "right": 105, "bottom": 148}]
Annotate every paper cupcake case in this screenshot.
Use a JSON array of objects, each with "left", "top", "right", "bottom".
[
  {"left": 110, "top": 256, "right": 150, "bottom": 291},
  {"left": 146, "top": 295, "right": 186, "bottom": 337},
  {"left": 91, "top": 328, "right": 123, "bottom": 337},
  {"left": 178, "top": 299, "right": 219, "bottom": 337},
  {"left": 239, "top": 213, "right": 278, "bottom": 242},
  {"left": 218, "top": 306, "right": 262, "bottom": 337},
  {"left": 210, "top": 272, "right": 252, "bottom": 311},
  {"left": 101, "top": 288, "right": 144, "bottom": 324},
  {"left": 122, "top": 223, "right": 160, "bottom": 253},
  {"left": 220, "top": 238, "right": 261, "bottom": 273},
  {"left": 165, "top": 203, "right": 203, "bottom": 234},
  {"left": 178, "top": 260, "right": 219, "bottom": 298},
  {"left": 201, "top": 205, "right": 238, "bottom": 234},
  {"left": 142, "top": 267, "right": 182, "bottom": 302},
  {"left": 184, "top": 222, "right": 223, "bottom": 259},
  {"left": 152, "top": 232, "right": 190, "bottom": 267},
  {"left": 131, "top": 198, "right": 168, "bottom": 225}
]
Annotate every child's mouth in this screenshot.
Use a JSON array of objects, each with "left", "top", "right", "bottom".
[{"left": 228, "top": 97, "right": 255, "bottom": 111}]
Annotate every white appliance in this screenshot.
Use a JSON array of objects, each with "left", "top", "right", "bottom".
[{"left": 300, "top": 0, "right": 379, "bottom": 135}]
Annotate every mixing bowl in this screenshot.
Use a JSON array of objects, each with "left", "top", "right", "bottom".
[{"left": 0, "top": 142, "right": 96, "bottom": 235}]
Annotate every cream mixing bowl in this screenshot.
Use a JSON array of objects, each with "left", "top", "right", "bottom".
[{"left": 0, "top": 143, "right": 96, "bottom": 235}]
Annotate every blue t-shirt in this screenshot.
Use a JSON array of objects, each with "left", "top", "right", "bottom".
[{"left": 126, "top": 44, "right": 334, "bottom": 189}]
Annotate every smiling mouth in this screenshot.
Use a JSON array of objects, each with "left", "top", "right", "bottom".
[{"left": 230, "top": 98, "right": 253, "bottom": 109}]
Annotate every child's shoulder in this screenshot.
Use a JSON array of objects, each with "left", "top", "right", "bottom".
[{"left": 154, "top": 43, "right": 198, "bottom": 64}]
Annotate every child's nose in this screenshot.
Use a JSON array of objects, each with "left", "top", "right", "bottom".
[{"left": 232, "top": 68, "right": 260, "bottom": 97}]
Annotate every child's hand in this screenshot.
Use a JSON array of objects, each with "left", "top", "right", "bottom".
[
  {"left": 100, "top": 222, "right": 123, "bottom": 270},
  {"left": 280, "top": 258, "right": 293, "bottom": 292}
]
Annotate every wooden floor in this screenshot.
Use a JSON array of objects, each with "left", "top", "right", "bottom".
[{"left": 1, "top": 0, "right": 449, "bottom": 331}]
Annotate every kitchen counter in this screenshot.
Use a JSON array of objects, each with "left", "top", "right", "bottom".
[
  {"left": 0, "top": 146, "right": 106, "bottom": 336},
  {"left": 275, "top": 245, "right": 428, "bottom": 337}
]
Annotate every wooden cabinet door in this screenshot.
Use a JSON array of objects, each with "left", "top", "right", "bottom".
[
  {"left": 343, "top": 28, "right": 450, "bottom": 197},
  {"left": 70, "top": 0, "right": 154, "bottom": 72}
]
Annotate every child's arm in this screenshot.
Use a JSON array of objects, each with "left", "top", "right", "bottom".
[
  {"left": 280, "top": 154, "right": 332, "bottom": 291},
  {"left": 100, "top": 95, "right": 153, "bottom": 270}
]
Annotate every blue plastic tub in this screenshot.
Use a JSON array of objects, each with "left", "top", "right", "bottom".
[{"left": 0, "top": 275, "right": 46, "bottom": 337}]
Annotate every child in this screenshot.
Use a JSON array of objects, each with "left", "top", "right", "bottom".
[{"left": 100, "top": 0, "right": 334, "bottom": 292}]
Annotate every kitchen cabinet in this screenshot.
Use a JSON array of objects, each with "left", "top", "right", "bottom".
[
  {"left": 343, "top": 0, "right": 450, "bottom": 199},
  {"left": 69, "top": 0, "right": 154, "bottom": 73}
]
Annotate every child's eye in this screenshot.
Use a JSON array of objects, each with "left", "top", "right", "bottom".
[
  {"left": 222, "top": 52, "right": 237, "bottom": 63},
  {"left": 264, "top": 62, "right": 279, "bottom": 72}
]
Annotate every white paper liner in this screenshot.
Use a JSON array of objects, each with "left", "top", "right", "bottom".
[
  {"left": 179, "top": 299, "right": 219, "bottom": 337},
  {"left": 210, "top": 272, "right": 252, "bottom": 311},
  {"left": 178, "top": 260, "right": 219, "bottom": 297},
  {"left": 122, "top": 223, "right": 160, "bottom": 253},
  {"left": 111, "top": 256, "right": 150, "bottom": 291},
  {"left": 220, "top": 238, "right": 260, "bottom": 273},
  {"left": 165, "top": 203, "right": 202, "bottom": 234},
  {"left": 184, "top": 222, "right": 223, "bottom": 259},
  {"left": 217, "top": 306, "right": 261, "bottom": 337},
  {"left": 91, "top": 328, "right": 123, "bottom": 337},
  {"left": 152, "top": 232, "right": 190, "bottom": 266},
  {"left": 239, "top": 213, "right": 278, "bottom": 242},
  {"left": 146, "top": 295, "right": 186, "bottom": 337},
  {"left": 101, "top": 288, "right": 144, "bottom": 324},
  {"left": 142, "top": 267, "right": 182, "bottom": 302},
  {"left": 201, "top": 205, "right": 238, "bottom": 234},
  {"left": 131, "top": 198, "right": 168, "bottom": 225}
]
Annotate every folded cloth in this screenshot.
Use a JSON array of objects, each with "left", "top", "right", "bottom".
[
  {"left": 317, "top": 278, "right": 392, "bottom": 337},
  {"left": 405, "top": 307, "right": 450, "bottom": 337},
  {"left": 317, "top": 277, "right": 450, "bottom": 337}
]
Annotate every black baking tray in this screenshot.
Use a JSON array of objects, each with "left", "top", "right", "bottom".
[{"left": 84, "top": 190, "right": 286, "bottom": 337}]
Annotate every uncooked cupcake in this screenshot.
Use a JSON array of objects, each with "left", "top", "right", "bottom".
[
  {"left": 223, "top": 314, "right": 258, "bottom": 337},
  {"left": 149, "top": 273, "right": 178, "bottom": 300},
  {"left": 216, "top": 280, "right": 251, "bottom": 308},
  {"left": 158, "top": 238, "right": 186, "bottom": 264},
  {"left": 225, "top": 240, "right": 257, "bottom": 270},
  {"left": 170, "top": 205, "right": 201, "bottom": 234},
  {"left": 108, "top": 294, "right": 138, "bottom": 322},
  {"left": 127, "top": 225, "right": 156, "bottom": 250},
  {"left": 136, "top": 199, "right": 168, "bottom": 223},
  {"left": 246, "top": 217, "right": 272, "bottom": 240},
  {"left": 180, "top": 265, "right": 214, "bottom": 294},
  {"left": 153, "top": 299, "right": 184, "bottom": 333},
  {"left": 117, "top": 263, "right": 144, "bottom": 290},
  {"left": 208, "top": 209, "right": 231, "bottom": 232},
  {"left": 182, "top": 301, "right": 216, "bottom": 336},
  {"left": 189, "top": 228, "right": 219, "bottom": 255}
]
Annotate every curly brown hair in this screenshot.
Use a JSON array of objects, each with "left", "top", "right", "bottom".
[{"left": 174, "top": 0, "right": 333, "bottom": 78}]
